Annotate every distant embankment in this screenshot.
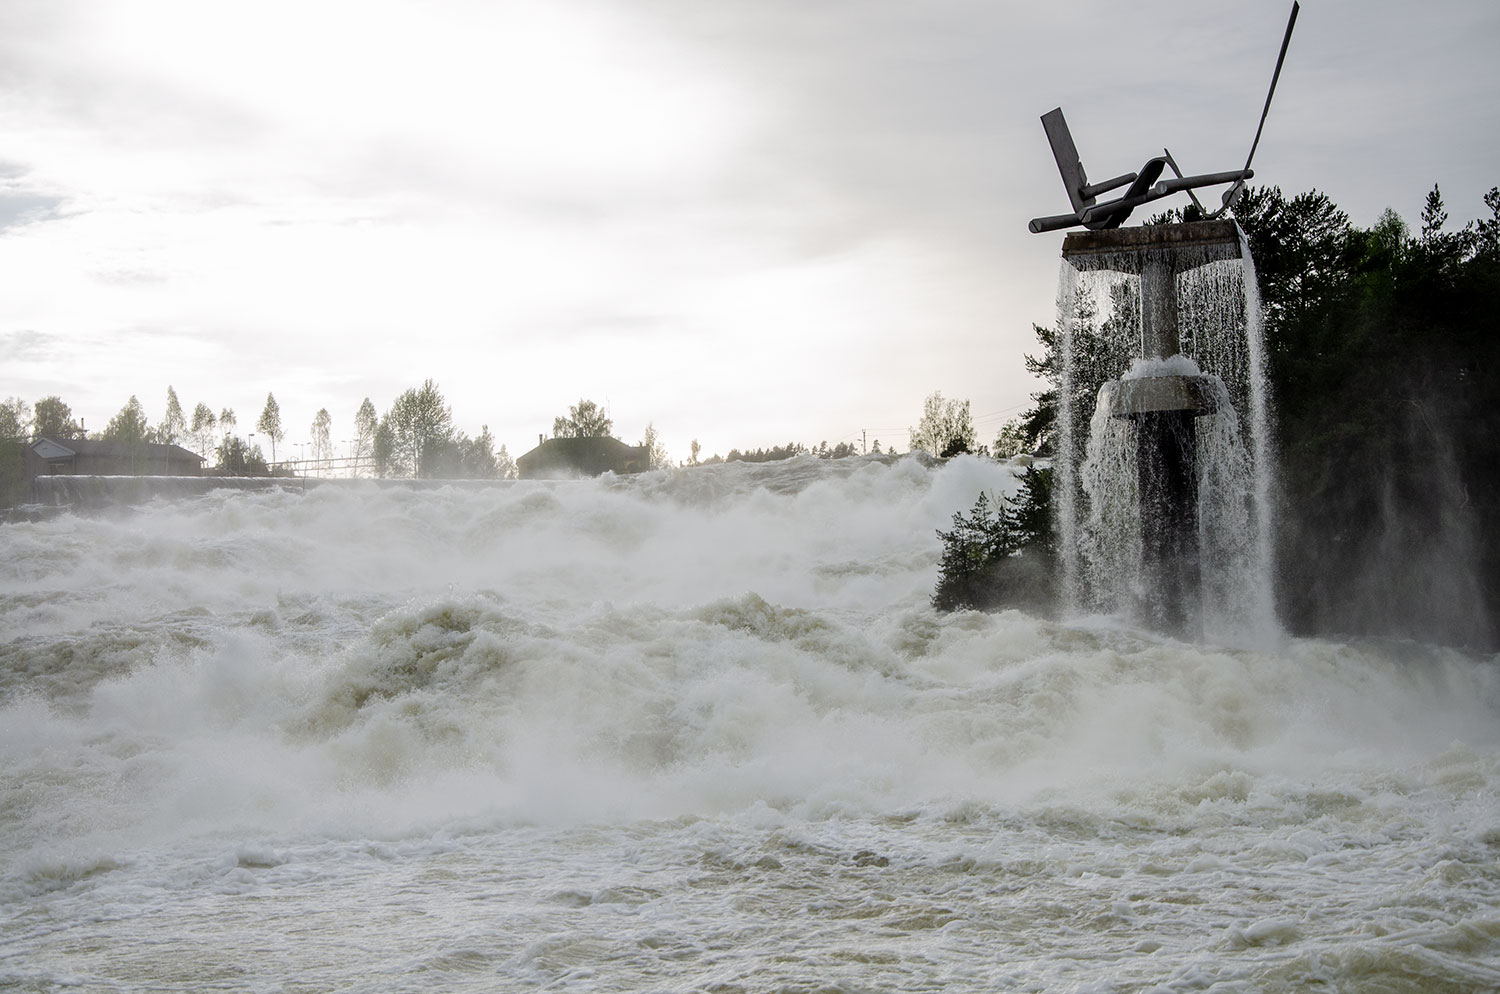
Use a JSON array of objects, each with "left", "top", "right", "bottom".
[
  {"left": 25, "top": 475, "right": 518, "bottom": 511},
  {"left": 27, "top": 475, "right": 308, "bottom": 510}
]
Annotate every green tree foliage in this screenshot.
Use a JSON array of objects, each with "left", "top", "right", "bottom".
[
  {"left": 1013, "top": 467, "right": 1054, "bottom": 561},
  {"left": 932, "top": 469, "right": 1054, "bottom": 614},
  {"left": 189, "top": 402, "right": 217, "bottom": 461},
  {"left": 494, "top": 442, "right": 517, "bottom": 481},
  {"left": 219, "top": 407, "right": 237, "bottom": 437},
  {"left": 933, "top": 492, "right": 1018, "bottom": 612},
  {"left": 639, "top": 423, "right": 669, "bottom": 469},
  {"left": 806, "top": 440, "right": 861, "bottom": 459},
  {"left": 991, "top": 417, "right": 1029, "bottom": 458},
  {"left": 214, "top": 436, "right": 269, "bottom": 476},
  {"left": 383, "top": 379, "right": 453, "bottom": 478},
  {"left": 33, "top": 396, "right": 82, "bottom": 440},
  {"left": 1236, "top": 183, "right": 1500, "bottom": 647},
  {"left": 0, "top": 447, "right": 22, "bottom": 506},
  {"left": 256, "top": 393, "right": 285, "bottom": 467},
  {"left": 909, "top": 391, "right": 975, "bottom": 457},
  {"left": 688, "top": 439, "right": 701, "bottom": 467},
  {"left": 372, "top": 419, "right": 395, "bottom": 478},
  {"left": 1017, "top": 278, "right": 1140, "bottom": 462},
  {"left": 101, "top": 396, "right": 152, "bottom": 473},
  {"left": 725, "top": 442, "right": 806, "bottom": 463},
  {"left": 461, "top": 426, "right": 499, "bottom": 479},
  {"left": 1018, "top": 325, "right": 1061, "bottom": 456},
  {"left": 159, "top": 386, "right": 186, "bottom": 446},
  {"left": 553, "top": 399, "right": 613, "bottom": 438},
  {"left": 311, "top": 408, "right": 333, "bottom": 463},
  {"left": 701, "top": 439, "right": 863, "bottom": 464},
  {"left": 424, "top": 425, "right": 504, "bottom": 479},
  {"left": 102, "top": 397, "right": 151, "bottom": 443},
  {"left": 353, "top": 398, "right": 377, "bottom": 475},
  {"left": 0, "top": 398, "right": 31, "bottom": 440},
  {"left": 468, "top": 426, "right": 506, "bottom": 478},
  {"left": 1420, "top": 184, "right": 1448, "bottom": 239},
  {"left": 1232, "top": 186, "right": 1356, "bottom": 332},
  {"left": 0, "top": 398, "right": 29, "bottom": 505},
  {"left": 1475, "top": 187, "right": 1500, "bottom": 258}
]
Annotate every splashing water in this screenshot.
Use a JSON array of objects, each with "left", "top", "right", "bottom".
[
  {"left": 2, "top": 459, "right": 1498, "bottom": 992},
  {"left": 1081, "top": 361, "right": 1264, "bottom": 639},
  {"left": 1056, "top": 236, "right": 1278, "bottom": 645}
]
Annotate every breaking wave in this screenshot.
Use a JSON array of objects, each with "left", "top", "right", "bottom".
[{"left": 3, "top": 455, "right": 1498, "bottom": 991}]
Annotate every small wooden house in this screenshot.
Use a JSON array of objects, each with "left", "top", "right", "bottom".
[{"left": 27, "top": 437, "right": 204, "bottom": 479}]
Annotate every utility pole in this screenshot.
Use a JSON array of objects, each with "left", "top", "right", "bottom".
[{"left": 862, "top": 429, "right": 867, "bottom": 455}]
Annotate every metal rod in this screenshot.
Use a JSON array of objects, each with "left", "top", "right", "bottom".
[
  {"left": 1209, "top": 1, "right": 1299, "bottom": 217},
  {"left": 1029, "top": 212, "right": 1085, "bottom": 234},
  {"left": 1242, "top": 1, "right": 1300, "bottom": 177},
  {"left": 1153, "top": 169, "right": 1253, "bottom": 196},
  {"left": 1081, "top": 172, "right": 1138, "bottom": 199}
]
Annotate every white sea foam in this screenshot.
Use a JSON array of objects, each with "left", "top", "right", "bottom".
[
  {"left": 2, "top": 456, "right": 1498, "bottom": 991},
  {"left": 1119, "top": 353, "right": 1204, "bottom": 379}
]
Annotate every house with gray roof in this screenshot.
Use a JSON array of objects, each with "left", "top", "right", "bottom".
[{"left": 26, "top": 436, "right": 204, "bottom": 482}]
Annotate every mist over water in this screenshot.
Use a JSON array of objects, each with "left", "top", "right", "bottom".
[{"left": 4, "top": 457, "right": 1499, "bottom": 991}]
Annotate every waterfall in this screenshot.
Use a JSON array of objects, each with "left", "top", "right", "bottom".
[{"left": 1054, "top": 223, "right": 1277, "bottom": 644}]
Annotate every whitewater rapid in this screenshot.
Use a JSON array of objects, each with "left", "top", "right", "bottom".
[{"left": 2, "top": 456, "right": 1498, "bottom": 991}]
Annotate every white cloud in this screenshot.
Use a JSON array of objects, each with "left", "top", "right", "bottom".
[{"left": 1, "top": 0, "right": 1497, "bottom": 463}]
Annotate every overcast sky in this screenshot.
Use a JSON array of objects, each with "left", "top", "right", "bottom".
[{"left": 2, "top": 0, "right": 1496, "bottom": 464}]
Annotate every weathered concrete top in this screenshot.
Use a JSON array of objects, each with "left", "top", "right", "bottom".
[
  {"left": 1062, "top": 220, "right": 1243, "bottom": 273},
  {"left": 1101, "top": 375, "right": 1220, "bottom": 419}
]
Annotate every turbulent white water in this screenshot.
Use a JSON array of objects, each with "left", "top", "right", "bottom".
[
  {"left": 1081, "top": 360, "right": 1267, "bottom": 643},
  {"left": 4, "top": 457, "right": 1499, "bottom": 992}
]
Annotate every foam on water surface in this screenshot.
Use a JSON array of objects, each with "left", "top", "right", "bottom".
[{"left": 2, "top": 457, "right": 1498, "bottom": 991}]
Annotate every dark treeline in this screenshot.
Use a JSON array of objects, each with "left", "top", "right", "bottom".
[
  {"left": 932, "top": 468, "right": 1054, "bottom": 616},
  {"left": 2, "top": 388, "right": 692, "bottom": 501},
  {"left": 1233, "top": 184, "right": 1500, "bottom": 648},
  {"left": 700, "top": 441, "right": 863, "bottom": 465},
  {"left": 0, "top": 380, "right": 521, "bottom": 499}
]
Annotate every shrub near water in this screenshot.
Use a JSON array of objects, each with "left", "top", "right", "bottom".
[{"left": 932, "top": 466, "right": 1054, "bottom": 614}]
